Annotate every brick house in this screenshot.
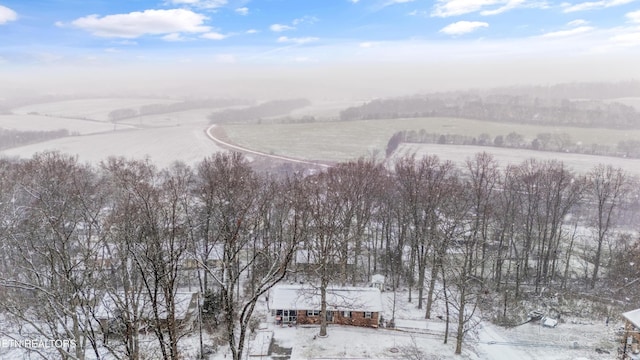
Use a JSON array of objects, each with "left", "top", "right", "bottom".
[{"left": 269, "top": 284, "right": 382, "bottom": 328}]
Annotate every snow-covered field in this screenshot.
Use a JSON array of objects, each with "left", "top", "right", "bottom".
[
  {"left": 0, "top": 125, "right": 226, "bottom": 169},
  {"left": 392, "top": 143, "right": 640, "bottom": 177},
  {"left": 12, "top": 98, "right": 180, "bottom": 121},
  {"left": 119, "top": 108, "right": 221, "bottom": 127},
  {"left": 0, "top": 114, "right": 118, "bottom": 134}
]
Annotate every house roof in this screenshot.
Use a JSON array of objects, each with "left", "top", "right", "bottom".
[
  {"left": 95, "top": 291, "right": 198, "bottom": 320},
  {"left": 623, "top": 308, "right": 640, "bottom": 328},
  {"left": 295, "top": 249, "right": 355, "bottom": 265},
  {"left": 269, "top": 284, "right": 382, "bottom": 312}
]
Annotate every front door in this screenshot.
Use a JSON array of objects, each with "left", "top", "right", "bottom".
[
  {"left": 325, "top": 310, "right": 333, "bottom": 323},
  {"left": 283, "top": 309, "right": 297, "bottom": 323}
]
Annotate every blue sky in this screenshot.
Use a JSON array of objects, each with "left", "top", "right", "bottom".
[
  {"left": 0, "top": 0, "right": 639, "bottom": 67},
  {"left": 0, "top": 0, "right": 640, "bottom": 98}
]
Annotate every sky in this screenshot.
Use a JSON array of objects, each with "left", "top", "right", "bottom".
[{"left": 1, "top": 0, "right": 640, "bottom": 97}]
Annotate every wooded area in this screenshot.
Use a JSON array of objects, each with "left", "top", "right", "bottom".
[
  {"left": 0, "top": 151, "right": 638, "bottom": 359},
  {"left": 341, "top": 90, "right": 640, "bottom": 128}
]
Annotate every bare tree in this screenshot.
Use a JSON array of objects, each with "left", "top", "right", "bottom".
[
  {"left": 0, "top": 152, "right": 107, "bottom": 360},
  {"left": 587, "top": 164, "right": 627, "bottom": 289},
  {"left": 394, "top": 155, "right": 456, "bottom": 316},
  {"left": 194, "top": 153, "right": 300, "bottom": 360}
]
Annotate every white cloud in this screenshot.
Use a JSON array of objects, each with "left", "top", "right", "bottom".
[
  {"left": 246, "top": 29, "right": 258, "bottom": 34},
  {"left": 349, "top": 0, "right": 360, "bottom": 3},
  {"left": 166, "top": 0, "right": 228, "bottom": 9},
  {"left": 409, "top": 9, "right": 433, "bottom": 16},
  {"left": 439, "top": 21, "right": 489, "bottom": 35},
  {"left": 480, "top": 0, "right": 526, "bottom": 15},
  {"left": 201, "top": 31, "right": 226, "bottom": 40},
  {"left": 70, "top": 9, "right": 210, "bottom": 38},
  {"left": 277, "top": 36, "right": 319, "bottom": 44},
  {"left": 432, "top": 0, "right": 546, "bottom": 17},
  {"left": 562, "top": 0, "right": 635, "bottom": 12},
  {"left": 359, "top": 41, "right": 379, "bottom": 48},
  {"left": 270, "top": 24, "right": 295, "bottom": 32},
  {"left": 567, "top": 19, "right": 589, "bottom": 26},
  {"left": 540, "top": 25, "right": 594, "bottom": 37},
  {"left": 385, "top": 0, "right": 415, "bottom": 4},
  {"left": 115, "top": 39, "right": 138, "bottom": 45},
  {"left": 163, "top": 33, "right": 187, "bottom": 41},
  {"left": 0, "top": 5, "right": 18, "bottom": 24},
  {"left": 235, "top": 7, "right": 249, "bottom": 15},
  {"left": 292, "top": 16, "right": 318, "bottom": 25},
  {"left": 627, "top": 10, "right": 640, "bottom": 23}
]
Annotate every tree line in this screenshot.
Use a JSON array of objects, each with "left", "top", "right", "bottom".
[
  {"left": 207, "top": 99, "right": 311, "bottom": 124},
  {"left": 0, "top": 128, "right": 71, "bottom": 150},
  {"left": 107, "top": 98, "right": 253, "bottom": 122},
  {"left": 0, "top": 151, "right": 638, "bottom": 359},
  {"left": 385, "top": 129, "right": 640, "bottom": 159},
  {"left": 340, "top": 93, "right": 640, "bottom": 129}
]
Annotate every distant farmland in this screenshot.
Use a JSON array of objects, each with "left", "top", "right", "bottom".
[
  {"left": 222, "top": 117, "right": 640, "bottom": 162},
  {"left": 12, "top": 98, "right": 180, "bottom": 122}
]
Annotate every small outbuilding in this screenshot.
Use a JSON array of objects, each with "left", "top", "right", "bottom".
[
  {"left": 269, "top": 284, "right": 382, "bottom": 328},
  {"left": 622, "top": 308, "right": 640, "bottom": 357},
  {"left": 371, "top": 274, "right": 385, "bottom": 291}
]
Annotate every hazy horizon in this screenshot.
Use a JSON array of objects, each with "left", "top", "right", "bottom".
[{"left": 2, "top": 0, "right": 640, "bottom": 100}]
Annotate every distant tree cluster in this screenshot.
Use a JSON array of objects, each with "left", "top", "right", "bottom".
[
  {"left": 107, "top": 108, "right": 137, "bottom": 121},
  {"left": 208, "top": 98, "right": 311, "bottom": 124},
  {"left": 484, "top": 81, "right": 640, "bottom": 100},
  {"left": 259, "top": 114, "right": 317, "bottom": 124},
  {"left": 386, "top": 129, "right": 640, "bottom": 159},
  {"left": 0, "top": 128, "right": 70, "bottom": 149},
  {"left": 138, "top": 98, "right": 254, "bottom": 116},
  {"left": 0, "top": 151, "right": 638, "bottom": 358},
  {"left": 107, "top": 98, "right": 254, "bottom": 122},
  {"left": 341, "top": 93, "right": 640, "bottom": 128}
]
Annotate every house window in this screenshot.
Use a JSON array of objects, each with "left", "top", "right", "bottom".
[
  {"left": 342, "top": 311, "right": 351, "bottom": 318},
  {"left": 364, "top": 312, "right": 372, "bottom": 319},
  {"left": 307, "top": 310, "right": 320, "bottom": 316}
]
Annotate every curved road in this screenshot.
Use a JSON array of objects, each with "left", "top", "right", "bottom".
[{"left": 205, "top": 124, "right": 331, "bottom": 168}]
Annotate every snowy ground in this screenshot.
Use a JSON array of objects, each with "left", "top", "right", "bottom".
[
  {"left": 392, "top": 143, "right": 640, "bottom": 177},
  {"left": 0, "top": 287, "right": 622, "bottom": 360},
  {"left": 0, "top": 114, "right": 118, "bottom": 134},
  {"left": 0, "top": 124, "right": 226, "bottom": 169},
  {"left": 203, "top": 288, "right": 621, "bottom": 360},
  {"left": 11, "top": 98, "right": 180, "bottom": 121}
]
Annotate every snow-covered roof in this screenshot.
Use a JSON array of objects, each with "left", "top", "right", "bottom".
[
  {"left": 295, "top": 249, "right": 356, "bottom": 265},
  {"left": 270, "top": 285, "right": 382, "bottom": 312},
  {"left": 95, "top": 291, "right": 198, "bottom": 320},
  {"left": 623, "top": 308, "right": 640, "bottom": 328}
]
